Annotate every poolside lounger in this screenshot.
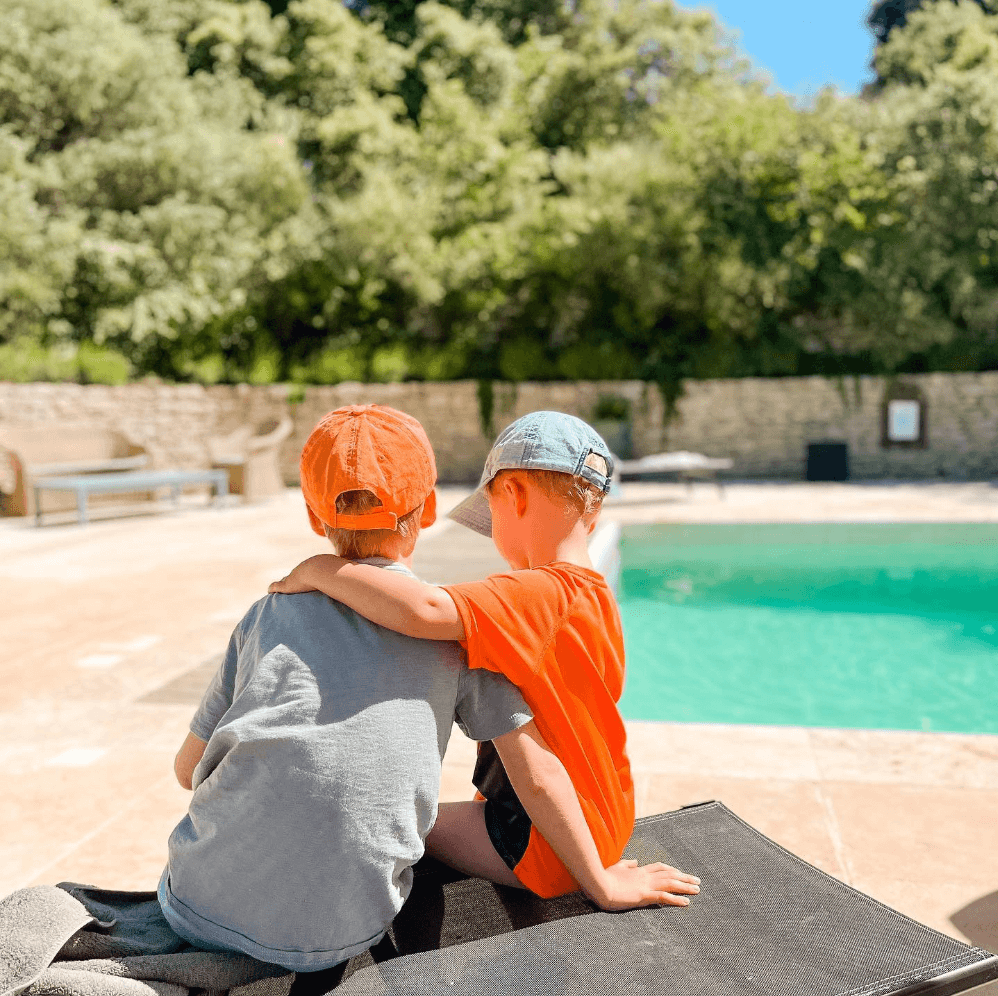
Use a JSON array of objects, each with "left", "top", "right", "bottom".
[
  {"left": 616, "top": 451, "right": 734, "bottom": 494},
  {"left": 5, "top": 803, "right": 994, "bottom": 996},
  {"left": 320, "top": 801, "right": 997, "bottom": 995}
]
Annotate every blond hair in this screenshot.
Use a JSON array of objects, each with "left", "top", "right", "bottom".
[
  {"left": 324, "top": 489, "right": 423, "bottom": 560},
  {"left": 487, "top": 452, "right": 609, "bottom": 518}
]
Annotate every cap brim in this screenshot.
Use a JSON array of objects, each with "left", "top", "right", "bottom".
[{"left": 447, "top": 486, "right": 492, "bottom": 537}]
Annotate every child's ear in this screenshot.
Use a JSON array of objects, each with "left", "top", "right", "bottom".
[{"left": 503, "top": 472, "right": 530, "bottom": 517}]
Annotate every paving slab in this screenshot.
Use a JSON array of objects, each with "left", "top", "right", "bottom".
[{"left": 1, "top": 482, "right": 995, "bottom": 956}]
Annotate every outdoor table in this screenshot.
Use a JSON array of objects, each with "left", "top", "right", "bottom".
[{"left": 33, "top": 468, "right": 229, "bottom": 526}]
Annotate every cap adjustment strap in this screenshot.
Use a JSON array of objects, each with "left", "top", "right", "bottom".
[
  {"left": 326, "top": 509, "right": 399, "bottom": 530},
  {"left": 579, "top": 448, "right": 613, "bottom": 494}
]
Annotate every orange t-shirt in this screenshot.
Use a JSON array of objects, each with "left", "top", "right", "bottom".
[{"left": 444, "top": 563, "right": 634, "bottom": 897}]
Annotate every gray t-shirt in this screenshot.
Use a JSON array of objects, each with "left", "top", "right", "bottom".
[{"left": 158, "top": 561, "right": 531, "bottom": 971}]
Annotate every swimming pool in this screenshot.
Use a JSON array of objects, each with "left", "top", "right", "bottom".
[{"left": 617, "top": 523, "right": 998, "bottom": 734}]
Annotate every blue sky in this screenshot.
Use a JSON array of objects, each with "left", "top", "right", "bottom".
[{"left": 685, "top": 1, "right": 878, "bottom": 96}]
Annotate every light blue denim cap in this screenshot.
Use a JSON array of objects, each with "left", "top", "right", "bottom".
[{"left": 448, "top": 410, "right": 615, "bottom": 537}]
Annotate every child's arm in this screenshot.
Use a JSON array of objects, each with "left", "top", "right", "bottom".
[
  {"left": 174, "top": 731, "right": 207, "bottom": 790},
  {"left": 269, "top": 554, "right": 464, "bottom": 641},
  {"left": 493, "top": 722, "right": 701, "bottom": 911}
]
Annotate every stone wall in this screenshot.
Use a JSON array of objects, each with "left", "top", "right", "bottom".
[
  {"left": 0, "top": 381, "right": 292, "bottom": 476},
  {"left": 0, "top": 379, "right": 661, "bottom": 486},
  {"left": 1, "top": 372, "right": 995, "bottom": 484},
  {"left": 289, "top": 380, "right": 665, "bottom": 483},
  {"left": 667, "top": 372, "right": 998, "bottom": 479}
]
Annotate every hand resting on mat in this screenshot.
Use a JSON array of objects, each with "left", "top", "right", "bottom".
[
  {"left": 595, "top": 858, "right": 700, "bottom": 911},
  {"left": 491, "top": 723, "right": 700, "bottom": 911}
]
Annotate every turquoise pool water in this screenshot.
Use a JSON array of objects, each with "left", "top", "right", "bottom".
[{"left": 617, "top": 523, "right": 998, "bottom": 733}]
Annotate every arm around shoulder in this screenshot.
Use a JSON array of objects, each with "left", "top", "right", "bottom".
[{"left": 270, "top": 555, "right": 465, "bottom": 641}]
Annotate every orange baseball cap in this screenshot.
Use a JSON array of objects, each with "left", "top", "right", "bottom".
[{"left": 300, "top": 404, "right": 437, "bottom": 537}]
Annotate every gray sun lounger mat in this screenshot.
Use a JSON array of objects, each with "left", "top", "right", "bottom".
[{"left": 320, "top": 801, "right": 998, "bottom": 996}]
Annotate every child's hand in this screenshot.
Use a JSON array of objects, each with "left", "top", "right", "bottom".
[
  {"left": 588, "top": 859, "right": 700, "bottom": 912},
  {"left": 268, "top": 555, "right": 332, "bottom": 595}
]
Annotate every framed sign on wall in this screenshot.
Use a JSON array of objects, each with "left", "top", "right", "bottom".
[{"left": 881, "top": 383, "right": 927, "bottom": 449}]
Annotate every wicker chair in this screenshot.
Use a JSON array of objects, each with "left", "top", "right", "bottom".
[{"left": 206, "top": 417, "right": 293, "bottom": 502}]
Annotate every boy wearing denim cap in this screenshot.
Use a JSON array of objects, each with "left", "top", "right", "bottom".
[
  {"left": 270, "top": 411, "right": 701, "bottom": 909},
  {"left": 159, "top": 405, "right": 539, "bottom": 972}
]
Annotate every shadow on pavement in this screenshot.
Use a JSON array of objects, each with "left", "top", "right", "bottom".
[{"left": 951, "top": 890, "right": 998, "bottom": 954}]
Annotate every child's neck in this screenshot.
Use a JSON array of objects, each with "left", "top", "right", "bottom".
[
  {"left": 338, "top": 548, "right": 415, "bottom": 570},
  {"left": 515, "top": 518, "right": 595, "bottom": 571}
]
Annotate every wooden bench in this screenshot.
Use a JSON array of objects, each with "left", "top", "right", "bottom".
[
  {"left": 0, "top": 425, "right": 150, "bottom": 517},
  {"left": 33, "top": 469, "right": 229, "bottom": 526}
]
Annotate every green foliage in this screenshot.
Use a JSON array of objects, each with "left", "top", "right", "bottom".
[
  {"left": 351, "top": 0, "right": 568, "bottom": 46},
  {"left": 503, "top": 1, "right": 744, "bottom": 154},
  {"left": 874, "top": 0, "right": 998, "bottom": 84},
  {"left": 476, "top": 378, "right": 495, "bottom": 436},
  {"left": 557, "top": 342, "right": 639, "bottom": 381},
  {"left": 291, "top": 347, "right": 366, "bottom": 385},
  {"left": 868, "top": 0, "right": 994, "bottom": 47},
  {"left": 2, "top": 0, "right": 997, "bottom": 393},
  {"left": 498, "top": 337, "right": 555, "bottom": 380},
  {"left": 0, "top": 128, "right": 82, "bottom": 342},
  {"left": 592, "top": 394, "right": 631, "bottom": 421},
  {"left": 0, "top": 339, "right": 132, "bottom": 383},
  {"left": 0, "top": 341, "right": 79, "bottom": 382},
  {"left": 77, "top": 341, "right": 134, "bottom": 383},
  {"left": 859, "top": 3, "right": 998, "bottom": 365},
  {"left": 407, "top": 340, "right": 470, "bottom": 380},
  {"left": 0, "top": 0, "right": 313, "bottom": 375}
]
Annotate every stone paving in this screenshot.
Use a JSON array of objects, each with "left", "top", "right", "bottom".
[{"left": 1, "top": 481, "right": 995, "bottom": 959}]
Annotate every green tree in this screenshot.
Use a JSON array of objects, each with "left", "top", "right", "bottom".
[
  {"left": 5, "top": 0, "right": 994, "bottom": 389},
  {"left": 859, "top": 2, "right": 998, "bottom": 370},
  {"left": 0, "top": 129, "right": 82, "bottom": 342},
  {"left": 174, "top": 0, "right": 554, "bottom": 381},
  {"left": 1, "top": 0, "right": 314, "bottom": 378},
  {"left": 343, "top": 0, "right": 566, "bottom": 122},
  {"left": 348, "top": 0, "right": 567, "bottom": 46},
  {"left": 508, "top": 0, "right": 745, "bottom": 153},
  {"left": 388, "top": 0, "right": 761, "bottom": 393},
  {"left": 873, "top": 0, "right": 998, "bottom": 84},
  {"left": 868, "top": 0, "right": 993, "bottom": 46}
]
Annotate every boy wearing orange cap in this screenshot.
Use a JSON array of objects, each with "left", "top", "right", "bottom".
[
  {"left": 159, "top": 405, "right": 538, "bottom": 972},
  {"left": 270, "top": 411, "right": 701, "bottom": 910}
]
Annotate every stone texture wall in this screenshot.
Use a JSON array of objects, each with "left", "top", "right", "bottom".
[
  {"left": 1, "top": 372, "right": 995, "bottom": 484},
  {"left": 666, "top": 372, "right": 998, "bottom": 479},
  {"left": 279, "top": 380, "right": 662, "bottom": 483},
  {"left": 0, "top": 381, "right": 291, "bottom": 475}
]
